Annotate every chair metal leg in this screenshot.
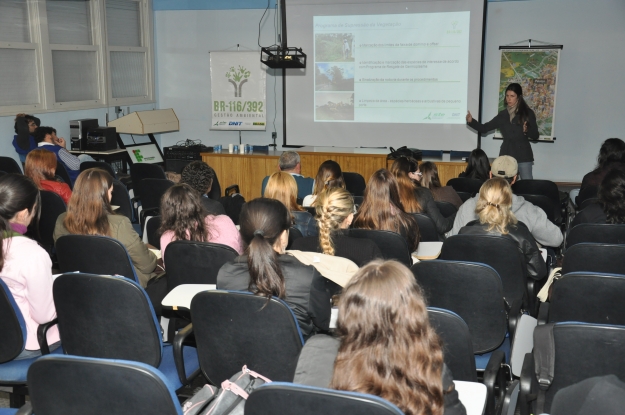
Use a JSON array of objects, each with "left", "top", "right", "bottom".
[{"left": 9, "top": 386, "right": 28, "bottom": 408}]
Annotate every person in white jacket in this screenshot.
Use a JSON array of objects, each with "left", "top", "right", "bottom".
[{"left": 447, "top": 156, "right": 563, "bottom": 248}]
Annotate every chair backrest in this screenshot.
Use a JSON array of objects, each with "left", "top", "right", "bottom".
[
  {"left": 512, "top": 179, "right": 560, "bottom": 206},
  {"left": 53, "top": 273, "right": 162, "bottom": 366},
  {"left": 246, "top": 382, "right": 404, "bottom": 415},
  {"left": 287, "top": 226, "right": 303, "bottom": 249},
  {"left": 164, "top": 241, "right": 239, "bottom": 290},
  {"left": 537, "top": 323, "right": 625, "bottom": 413},
  {"left": 577, "top": 197, "right": 599, "bottom": 211},
  {"left": 549, "top": 272, "right": 625, "bottom": 325},
  {"left": 412, "top": 260, "right": 507, "bottom": 354},
  {"left": 352, "top": 195, "right": 363, "bottom": 208},
  {"left": 562, "top": 243, "right": 625, "bottom": 275},
  {"left": 0, "top": 156, "right": 23, "bottom": 174},
  {"left": 80, "top": 161, "right": 117, "bottom": 178},
  {"left": 446, "top": 177, "right": 483, "bottom": 195},
  {"left": 28, "top": 355, "right": 182, "bottom": 415},
  {"left": 519, "top": 194, "right": 559, "bottom": 224},
  {"left": 440, "top": 234, "right": 528, "bottom": 306},
  {"left": 0, "top": 279, "right": 26, "bottom": 363},
  {"left": 411, "top": 213, "right": 440, "bottom": 242},
  {"left": 190, "top": 290, "right": 304, "bottom": 384},
  {"left": 207, "top": 173, "right": 222, "bottom": 200},
  {"left": 575, "top": 185, "right": 598, "bottom": 208},
  {"left": 145, "top": 215, "right": 162, "bottom": 249},
  {"left": 130, "top": 163, "right": 166, "bottom": 199},
  {"left": 427, "top": 307, "right": 478, "bottom": 382},
  {"left": 27, "top": 190, "right": 66, "bottom": 254},
  {"left": 566, "top": 223, "right": 625, "bottom": 247},
  {"left": 54, "top": 162, "right": 73, "bottom": 190},
  {"left": 55, "top": 234, "right": 138, "bottom": 282},
  {"left": 110, "top": 179, "right": 134, "bottom": 222},
  {"left": 140, "top": 178, "right": 174, "bottom": 212},
  {"left": 348, "top": 228, "right": 412, "bottom": 266},
  {"left": 343, "top": 172, "right": 366, "bottom": 196},
  {"left": 435, "top": 200, "right": 457, "bottom": 218}
]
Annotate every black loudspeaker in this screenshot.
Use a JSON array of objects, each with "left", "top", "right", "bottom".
[{"left": 165, "top": 159, "right": 193, "bottom": 174}]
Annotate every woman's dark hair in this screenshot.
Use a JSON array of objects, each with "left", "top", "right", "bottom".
[
  {"left": 239, "top": 198, "right": 291, "bottom": 299},
  {"left": 419, "top": 161, "right": 442, "bottom": 189},
  {"left": 389, "top": 157, "right": 422, "bottom": 213},
  {"left": 599, "top": 169, "right": 625, "bottom": 224},
  {"left": 159, "top": 184, "right": 210, "bottom": 243},
  {"left": 311, "top": 160, "right": 346, "bottom": 197},
  {"left": 462, "top": 148, "right": 490, "bottom": 181},
  {"left": 597, "top": 138, "right": 625, "bottom": 169},
  {"left": 506, "top": 83, "right": 531, "bottom": 125},
  {"left": 0, "top": 174, "right": 41, "bottom": 271},
  {"left": 353, "top": 169, "right": 419, "bottom": 252}
]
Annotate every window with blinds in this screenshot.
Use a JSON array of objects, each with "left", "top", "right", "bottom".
[{"left": 0, "top": 0, "right": 154, "bottom": 114}]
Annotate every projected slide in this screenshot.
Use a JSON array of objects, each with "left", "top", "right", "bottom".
[{"left": 313, "top": 12, "right": 470, "bottom": 124}]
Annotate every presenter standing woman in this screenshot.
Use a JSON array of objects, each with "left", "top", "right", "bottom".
[{"left": 466, "top": 83, "right": 539, "bottom": 179}]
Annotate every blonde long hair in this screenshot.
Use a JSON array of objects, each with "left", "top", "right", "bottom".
[
  {"left": 315, "top": 187, "right": 353, "bottom": 256},
  {"left": 475, "top": 177, "right": 517, "bottom": 234},
  {"left": 265, "top": 171, "right": 304, "bottom": 212},
  {"left": 331, "top": 260, "right": 445, "bottom": 415},
  {"left": 64, "top": 169, "right": 114, "bottom": 236}
]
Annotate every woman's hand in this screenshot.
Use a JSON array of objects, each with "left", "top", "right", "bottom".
[{"left": 466, "top": 111, "right": 473, "bottom": 123}]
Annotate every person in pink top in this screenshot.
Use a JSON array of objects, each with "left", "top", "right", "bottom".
[
  {"left": 0, "top": 174, "right": 60, "bottom": 359},
  {"left": 159, "top": 184, "right": 242, "bottom": 264}
]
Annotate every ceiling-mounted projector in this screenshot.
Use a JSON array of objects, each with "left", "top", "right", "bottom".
[{"left": 261, "top": 46, "right": 306, "bottom": 69}]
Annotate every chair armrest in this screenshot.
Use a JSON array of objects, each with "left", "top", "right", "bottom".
[
  {"left": 15, "top": 402, "right": 33, "bottom": 415},
  {"left": 519, "top": 353, "right": 535, "bottom": 415},
  {"left": 173, "top": 322, "right": 197, "bottom": 386},
  {"left": 537, "top": 303, "right": 550, "bottom": 325},
  {"left": 507, "top": 298, "right": 522, "bottom": 339},
  {"left": 37, "top": 318, "right": 58, "bottom": 355},
  {"left": 483, "top": 350, "right": 505, "bottom": 415},
  {"left": 499, "top": 379, "right": 519, "bottom": 415}
]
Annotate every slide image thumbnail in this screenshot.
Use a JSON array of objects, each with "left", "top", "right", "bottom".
[
  {"left": 315, "top": 33, "right": 355, "bottom": 62},
  {"left": 315, "top": 63, "right": 355, "bottom": 92},
  {"left": 316, "top": 92, "right": 354, "bottom": 121}
]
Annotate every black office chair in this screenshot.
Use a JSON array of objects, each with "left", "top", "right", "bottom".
[
  {"left": 287, "top": 226, "right": 304, "bottom": 249},
  {"left": 348, "top": 229, "right": 412, "bottom": 266},
  {"left": 562, "top": 243, "right": 625, "bottom": 275},
  {"left": 0, "top": 156, "right": 22, "bottom": 174},
  {"left": 575, "top": 185, "right": 598, "bottom": 208},
  {"left": 111, "top": 179, "right": 134, "bottom": 222},
  {"left": 54, "top": 163, "right": 73, "bottom": 190},
  {"left": 55, "top": 234, "right": 138, "bottom": 283},
  {"left": 51, "top": 273, "right": 199, "bottom": 391},
  {"left": 520, "top": 194, "right": 562, "bottom": 226},
  {"left": 130, "top": 163, "right": 166, "bottom": 201},
  {"left": 343, "top": 172, "right": 366, "bottom": 196},
  {"left": 164, "top": 240, "right": 239, "bottom": 290},
  {"left": 80, "top": 160, "right": 117, "bottom": 178},
  {"left": 139, "top": 178, "right": 174, "bottom": 227},
  {"left": 435, "top": 200, "right": 457, "bottom": 218},
  {"left": 519, "top": 323, "right": 625, "bottom": 415},
  {"left": 513, "top": 179, "right": 567, "bottom": 223},
  {"left": 26, "top": 190, "right": 66, "bottom": 256},
  {"left": 352, "top": 195, "right": 363, "bottom": 208},
  {"left": 538, "top": 272, "right": 625, "bottom": 326},
  {"left": 447, "top": 177, "right": 483, "bottom": 198},
  {"left": 577, "top": 197, "right": 599, "bottom": 211},
  {"left": 207, "top": 172, "right": 222, "bottom": 201},
  {"left": 145, "top": 216, "right": 162, "bottom": 249},
  {"left": 246, "top": 383, "right": 404, "bottom": 415},
  {"left": 190, "top": 290, "right": 304, "bottom": 385},
  {"left": 566, "top": 223, "right": 625, "bottom": 248},
  {"left": 23, "top": 355, "right": 184, "bottom": 415},
  {"left": 411, "top": 213, "right": 440, "bottom": 242},
  {"left": 440, "top": 234, "right": 532, "bottom": 312}
]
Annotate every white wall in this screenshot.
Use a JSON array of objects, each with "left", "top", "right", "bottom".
[
  {"left": 480, "top": 0, "right": 625, "bottom": 182},
  {"left": 154, "top": 9, "right": 283, "bottom": 149}
]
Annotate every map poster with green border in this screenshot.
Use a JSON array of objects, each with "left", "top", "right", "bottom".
[{"left": 497, "top": 49, "right": 561, "bottom": 141}]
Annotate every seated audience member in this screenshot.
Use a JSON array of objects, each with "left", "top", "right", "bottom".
[
  {"left": 353, "top": 169, "right": 419, "bottom": 252},
  {"left": 0, "top": 174, "right": 60, "bottom": 359},
  {"left": 572, "top": 169, "right": 625, "bottom": 227},
  {"left": 294, "top": 260, "right": 466, "bottom": 415},
  {"left": 449, "top": 155, "right": 564, "bottom": 248},
  {"left": 180, "top": 161, "right": 226, "bottom": 215},
  {"left": 577, "top": 138, "right": 625, "bottom": 206},
  {"left": 261, "top": 151, "right": 314, "bottom": 200},
  {"left": 12, "top": 113, "right": 40, "bottom": 163},
  {"left": 53, "top": 169, "right": 159, "bottom": 289},
  {"left": 419, "top": 161, "right": 463, "bottom": 209},
  {"left": 159, "top": 183, "right": 242, "bottom": 261},
  {"left": 25, "top": 149, "right": 72, "bottom": 205},
  {"left": 291, "top": 188, "right": 382, "bottom": 266},
  {"left": 459, "top": 177, "right": 546, "bottom": 280},
  {"left": 390, "top": 157, "right": 454, "bottom": 235},
  {"left": 458, "top": 148, "right": 490, "bottom": 181},
  {"left": 265, "top": 171, "right": 317, "bottom": 237},
  {"left": 34, "top": 127, "right": 82, "bottom": 185},
  {"left": 217, "top": 198, "right": 340, "bottom": 338},
  {"left": 302, "top": 160, "right": 346, "bottom": 207}
]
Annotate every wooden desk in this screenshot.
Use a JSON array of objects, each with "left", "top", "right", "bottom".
[{"left": 201, "top": 150, "right": 466, "bottom": 201}]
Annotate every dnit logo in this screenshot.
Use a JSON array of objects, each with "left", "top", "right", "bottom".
[{"left": 229, "top": 121, "right": 243, "bottom": 126}]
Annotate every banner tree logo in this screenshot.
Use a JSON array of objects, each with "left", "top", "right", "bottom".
[{"left": 225, "top": 65, "right": 251, "bottom": 97}]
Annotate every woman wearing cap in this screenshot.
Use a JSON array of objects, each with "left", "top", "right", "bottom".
[{"left": 466, "top": 83, "right": 539, "bottom": 180}]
